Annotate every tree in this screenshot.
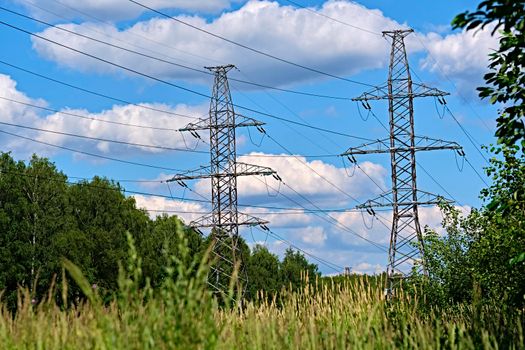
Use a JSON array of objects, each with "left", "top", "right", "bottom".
[
  {"left": 280, "top": 248, "right": 319, "bottom": 290},
  {"left": 424, "top": 146, "right": 525, "bottom": 308},
  {"left": 139, "top": 214, "right": 203, "bottom": 287},
  {"left": 246, "top": 244, "right": 280, "bottom": 299},
  {"left": 452, "top": 0, "right": 525, "bottom": 150},
  {"left": 66, "top": 177, "right": 150, "bottom": 294},
  {"left": 0, "top": 153, "right": 71, "bottom": 308}
]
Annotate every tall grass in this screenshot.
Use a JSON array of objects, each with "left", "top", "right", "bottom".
[{"left": 0, "top": 233, "right": 523, "bottom": 349}]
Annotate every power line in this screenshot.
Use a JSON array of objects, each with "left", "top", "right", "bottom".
[
  {"left": 264, "top": 133, "right": 361, "bottom": 203},
  {"left": 249, "top": 174, "right": 388, "bottom": 252},
  {"left": 242, "top": 153, "right": 339, "bottom": 159},
  {"left": 413, "top": 35, "right": 493, "bottom": 133},
  {"left": 259, "top": 226, "right": 345, "bottom": 273},
  {"left": 0, "top": 120, "right": 208, "bottom": 153},
  {"left": 281, "top": 0, "right": 382, "bottom": 37},
  {"left": 444, "top": 105, "right": 490, "bottom": 163},
  {"left": 0, "top": 22, "right": 370, "bottom": 140},
  {"left": 0, "top": 133, "right": 373, "bottom": 213},
  {"left": 30, "top": 0, "right": 225, "bottom": 66},
  {"left": 0, "top": 60, "right": 200, "bottom": 120},
  {"left": 0, "top": 129, "right": 186, "bottom": 172},
  {"left": 127, "top": 0, "right": 375, "bottom": 88},
  {"left": 0, "top": 6, "right": 353, "bottom": 101},
  {"left": 0, "top": 96, "right": 179, "bottom": 131},
  {"left": 464, "top": 156, "right": 490, "bottom": 187},
  {"left": 417, "top": 164, "right": 461, "bottom": 205}
]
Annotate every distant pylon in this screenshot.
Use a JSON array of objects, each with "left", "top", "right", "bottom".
[
  {"left": 168, "top": 65, "right": 278, "bottom": 295},
  {"left": 342, "top": 30, "right": 463, "bottom": 296}
]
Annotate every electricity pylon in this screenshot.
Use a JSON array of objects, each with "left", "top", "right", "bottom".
[
  {"left": 342, "top": 29, "right": 463, "bottom": 296},
  {"left": 168, "top": 65, "right": 278, "bottom": 295}
]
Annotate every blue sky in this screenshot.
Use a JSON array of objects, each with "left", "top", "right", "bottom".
[{"left": 0, "top": 0, "right": 498, "bottom": 274}]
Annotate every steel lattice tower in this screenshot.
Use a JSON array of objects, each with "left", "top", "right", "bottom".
[
  {"left": 342, "top": 30, "right": 463, "bottom": 296},
  {"left": 168, "top": 65, "right": 277, "bottom": 295}
]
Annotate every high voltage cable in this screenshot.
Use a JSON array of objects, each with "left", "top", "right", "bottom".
[
  {"left": 444, "top": 105, "right": 490, "bottom": 164},
  {"left": 0, "top": 61, "right": 199, "bottom": 120},
  {"left": 233, "top": 76, "right": 391, "bottom": 198},
  {"left": 464, "top": 156, "right": 490, "bottom": 187},
  {"left": 0, "top": 7, "right": 352, "bottom": 101},
  {"left": 0, "top": 165, "right": 381, "bottom": 214},
  {"left": 0, "top": 22, "right": 371, "bottom": 141},
  {"left": 417, "top": 164, "right": 461, "bottom": 205},
  {"left": 0, "top": 96, "right": 179, "bottom": 131},
  {"left": 0, "top": 129, "right": 187, "bottom": 172},
  {"left": 243, "top": 153, "right": 339, "bottom": 159},
  {"left": 232, "top": 84, "right": 345, "bottom": 156},
  {"left": 0, "top": 101, "right": 338, "bottom": 157},
  {"left": 276, "top": 180, "right": 388, "bottom": 252},
  {"left": 281, "top": 0, "right": 382, "bottom": 37},
  {"left": 413, "top": 35, "right": 493, "bottom": 133},
  {"left": 408, "top": 67, "right": 489, "bottom": 164},
  {"left": 259, "top": 226, "right": 345, "bottom": 272},
  {"left": 127, "top": 0, "right": 375, "bottom": 88},
  {"left": 31, "top": 0, "right": 226, "bottom": 66},
  {"left": 250, "top": 175, "right": 388, "bottom": 252},
  {"left": 0, "top": 120, "right": 208, "bottom": 153},
  {"left": 264, "top": 133, "right": 362, "bottom": 204}
]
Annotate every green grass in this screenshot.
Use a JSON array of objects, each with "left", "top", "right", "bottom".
[{"left": 0, "top": 234, "right": 523, "bottom": 349}]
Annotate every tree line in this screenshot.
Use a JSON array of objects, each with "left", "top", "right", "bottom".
[{"left": 0, "top": 152, "right": 319, "bottom": 309}]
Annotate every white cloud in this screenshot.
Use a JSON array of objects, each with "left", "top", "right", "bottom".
[
  {"left": 288, "top": 226, "right": 328, "bottom": 246},
  {"left": 332, "top": 205, "right": 470, "bottom": 247},
  {"left": 420, "top": 27, "right": 499, "bottom": 99},
  {"left": 27, "top": 0, "right": 499, "bottom": 100},
  {"left": 192, "top": 152, "right": 387, "bottom": 205},
  {"left": 18, "top": 0, "right": 239, "bottom": 22},
  {"left": 35, "top": 102, "right": 207, "bottom": 155},
  {"left": 132, "top": 194, "right": 206, "bottom": 224},
  {"left": 352, "top": 262, "right": 383, "bottom": 275},
  {"left": 242, "top": 207, "right": 312, "bottom": 228},
  {"left": 31, "top": 0, "right": 400, "bottom": 87},
  {"left": 0, "top": 74, "right": 208, "bottom": 156}
]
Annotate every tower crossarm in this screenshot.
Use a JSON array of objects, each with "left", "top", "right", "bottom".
[
  {"left": 166, "top": 162, "right": 277, "bottom": 184},
  {"left": 235, "top": 162, "right": 278, "bottom": 177},
  {"left": 180, "top": 114, "right": 265, "bottom": 133},
  {"left": 352, "top": 82, "right": 449, "bottom": 102},
  {"left": 187, "top": 212, "right": 269, "bottom": 229},
  {"left": 342, "top": 137, "right": 462, "bottom": 157},
  {"left": 166, "top": 166, "right": 213, "bottom": 182},
  {"left": 355, "top": 190, "right": 453, "bottom": 210}
]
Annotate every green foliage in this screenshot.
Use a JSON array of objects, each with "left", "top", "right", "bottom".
[
  {"left": 280, "top": 247, "right": 320, "bottom": 290},
  {"left": 1, "top": 269, "right": 523, "bottom": 349},
  {"left": 0, "top": 152, "right": 206, "bottom": 309},
  {"left": 424, "top": 146, "right": 525, "bottom": 308},
  {"left": 246, "top": 244, "right": 280, "bottom": 299},
  {"left": 452, "top": 0, "right": 525, "bottom": 150}
]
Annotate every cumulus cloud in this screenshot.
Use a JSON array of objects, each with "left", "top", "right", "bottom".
[
  {"left": 332, "top": 205, "right": 470, "bottom": 247},
  {"left": 420, "top": 27, "right": 499, "bottom": 99},
  {"left": 352, "top": 262, "right": 383, "bottom": 275},
  {"left": 31, "top": 0, "right": 400, "bottom": 87},
  {"left": 287, "top": 226, "right": 328, "bottom": 246},
  {"left": 0, "top": 73, "right": 208, "bottom": 156},
  {"left": 133, "top": 194, "right": 207, "bottom": 223},
  {"left": 18, "top": 0, "right": 240, "bottom": 22},
  {"left": 191, "top": 152, "right": 387, "bottom": 205},
  {"left": 35, "top": 102, "right": 207, "bottom": 155}
]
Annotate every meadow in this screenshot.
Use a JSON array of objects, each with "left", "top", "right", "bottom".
[{"left": 0, "top": 236, "right": 522, "bottom": 350}]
